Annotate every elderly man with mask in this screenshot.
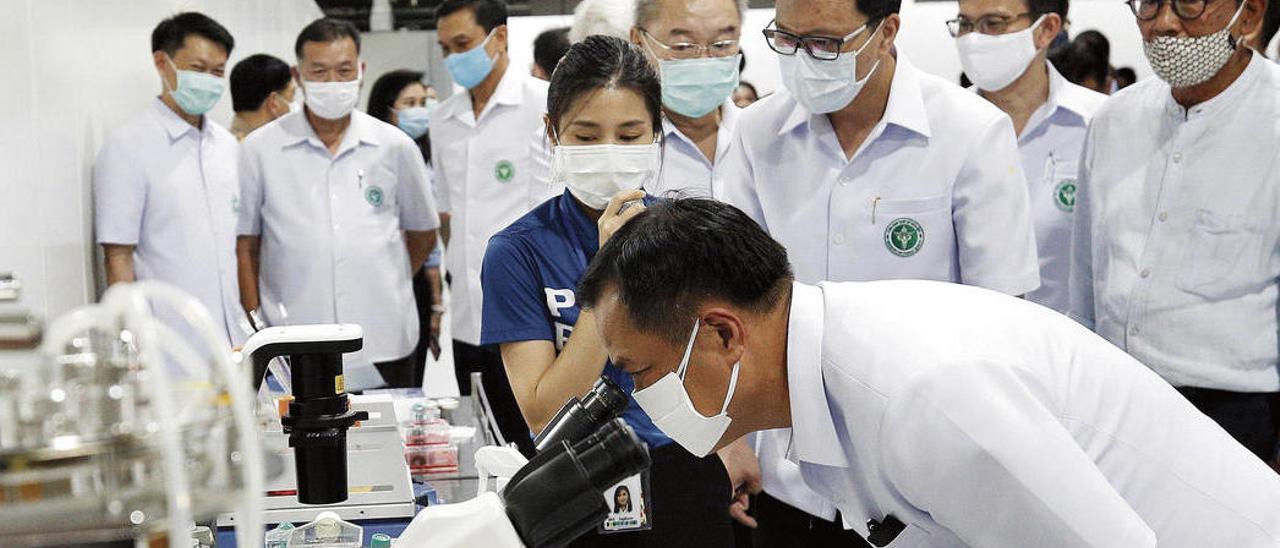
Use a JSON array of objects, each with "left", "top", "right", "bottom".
[
  {"left": 1069, "top": 0, "right": 1280, "bottom": 464},
  {"left": 629, "top": 0, "right": 747, "bottom": 198},
  {"left": 580, "top": 197, "right": 1280, "bottom": 548},
  {"left": 951, "top": 0, "right": 1106, "bottom": 313},
  {"left": 716, "top": 0, "right": 1040, "bottom": 544}
]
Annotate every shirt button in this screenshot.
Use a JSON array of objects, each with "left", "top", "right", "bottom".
[
  {"left": 1158, "top": 211, "right": 1168, "bottom": 222},
  {"left": 838, "top": 177, "right": 850, "bottom": 186},
  {"left": 833, "top": 234, "right": 846, "bottom": 245},
  {"left": 1172, "top": 153, "right": 1183, "bottom": 163},
  {"left": 1130, "top": 325, "right": 1141, "bottom": 336},
  {"left": 1140, "top": 268, "right": 1151, "bottom": 278}
]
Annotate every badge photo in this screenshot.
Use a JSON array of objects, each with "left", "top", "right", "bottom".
[{"left": 598, "top": 471, "right": 652, "bottom": 534}]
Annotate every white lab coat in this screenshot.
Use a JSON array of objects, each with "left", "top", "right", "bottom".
[{"left": 784, "top": 280, "right": 1280, "bottom": 547}]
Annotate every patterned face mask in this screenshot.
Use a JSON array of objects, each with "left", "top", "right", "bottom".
[{"left": 1142, "top": 1, "right": 1245, "bottom": 89}]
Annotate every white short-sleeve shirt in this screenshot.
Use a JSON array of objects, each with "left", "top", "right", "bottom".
[
  {"left": 237, "top": 109, "right": 439, "bottom": 373},
  {"left": 429, "top": 68, "right": 549, "bottom": 346},
  {"left": 787, "top": 280, "right": 1280, "bottom": 547},
  {"left": 1069, "top": 52, "right": 1280, "bottom": 392},
  {"left": 93, "top": 98, "right": 247, "bottom": 346},
  {"left": 717, "top": 56, "right": 1040, "bottom": 520},
  {"left": 973, "top": 65, "right": 1106, "bottom": 313}
]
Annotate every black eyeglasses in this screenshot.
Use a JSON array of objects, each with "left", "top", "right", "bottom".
[
  {"left": 1126, "top": 0, "right": 1215, "bottom": 20},
  {"left": 945, "top": 13, "right": 1035, "bottom": 37},
  {"left": 761, "top": 20, "right": 874, "bottom": 61}
]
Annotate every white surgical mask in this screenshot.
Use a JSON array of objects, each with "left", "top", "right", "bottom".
[
  {"left": 1143, "top": 1, "right": 1246, "bottom": 89},
  {"left": 779, "top": 20, "right": 884, "bottom": 114},
  {"left": 553, "top": 141, "right": 661, "bottom": 210},
  {"left": 631, "top": 319, "right": 740, "bottom": 458},
  {"left": 956, "top": 15, "right": 1046, "bottom": 91},
  {"left": 303, "top": 66, "right": 363, "bottom": 120}
]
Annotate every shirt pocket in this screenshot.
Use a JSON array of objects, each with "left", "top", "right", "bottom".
[
  {"left": 872, "top": 195, "right": 952, "bottom": 267},
  {"left": 1175, "top": 209, "right": 1266, "bottom": 299},
  {"left": 360, "top": 165, "right": 400, "bottom": 213}
]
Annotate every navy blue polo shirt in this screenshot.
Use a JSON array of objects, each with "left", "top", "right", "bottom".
[{"left": 480, "top": 190, "right": 670, "bottom": 449}]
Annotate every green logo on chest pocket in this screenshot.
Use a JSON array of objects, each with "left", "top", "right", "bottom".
[
  {"left": 365, "top": 185, "right": 385, "bottom": 207},
  {"left": 1055, "top": 180, "right": 1077, "bottom": 213},
  {"left": 495, "top": 160, "right": 515, "bottom": 183},
  {"left": 884, "top": 218, "right": 924, "bottom": 257}
]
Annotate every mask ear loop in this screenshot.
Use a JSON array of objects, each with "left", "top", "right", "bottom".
[
  {"left": 719, "top": 361, "right": 741, "bottom": 415},
  {"left": 676, "top": 319, "right": 701, "bottom": 378}
]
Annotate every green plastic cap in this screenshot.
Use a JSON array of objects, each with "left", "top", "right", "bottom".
[{"left": 370, "top": 532, "right": 393, "bottom": 548}]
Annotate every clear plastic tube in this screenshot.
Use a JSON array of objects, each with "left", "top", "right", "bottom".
[{"left": 120, "top": 282, "right": 265, "bottom": 548}]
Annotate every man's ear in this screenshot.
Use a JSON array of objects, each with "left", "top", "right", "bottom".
[
  {"left": 1037, "top": 13, "right": 1064, "bottom": 50},
  {"left": 701, "top": 308, "right": 747, "bottom": 365},
  {"left": 877, "top": 14, "right": 902, "bottom": 58},
  {"left": 154, "top": 51, "right": 174, "bottom": 90},
  {"left": 495, "top": 24, "right": 510, "bottom": 52}
]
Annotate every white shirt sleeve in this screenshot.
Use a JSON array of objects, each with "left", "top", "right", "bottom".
[
  {"left": 428, "top": 126, "right": 450, "bottom": 214},
  {"left": 881, "top": 360, "right": 1156, "bottom": 548},
  {"left": 527, "top": 124, "right": 560, "bottom": 208},
  {"left": 236, "top": 139, "right": 265, "bottom": 236},
  {"left": 93, "top": 134, "right": 146, "bottom": 245},
  {"left": 1068, "top": 123, "right": 1098, "bottom": 329},
  {"left": 951, "top": 116, "right": 1041, "bottom": 295},
  {"left": 398, "top": 139, "right": 440, "bottom": 232},
  {"left": 713, "top": 126, "right": 769, "bottom": 230}
]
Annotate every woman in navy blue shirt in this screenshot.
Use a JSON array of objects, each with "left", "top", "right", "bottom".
[{"left": 480, "top": 36, "right": 753, "bottom": 547}]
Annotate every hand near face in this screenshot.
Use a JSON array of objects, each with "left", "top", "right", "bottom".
[{"left": 598, "top": 189, "right": 648, "bottom": 249}]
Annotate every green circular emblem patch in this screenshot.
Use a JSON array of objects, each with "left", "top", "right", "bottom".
[
  {"left": 495, "top": 160, "right": 515, "bottom": 183},
  {"left": 1054, "top": 179, "right": 1077, "bottom": 213},
  {"left": 884, "top": 218, "right": 924, "bottom": 257},
  {"left": 365, "top": 185, "right": 385, "bottom": 207}
]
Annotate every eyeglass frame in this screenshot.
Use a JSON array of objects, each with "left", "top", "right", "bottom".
[
  {"left": 760, "top": 19, "right": 880, "bottom": 61},
  {"left": 636, "top": 27, "right": 742, "bottom": 59},
  {"left": 1125, "top": 0, "right": 1219, "bottom": 21},
  {"left": 945, "top": 12, "right": 1039, "bottom": 37}
]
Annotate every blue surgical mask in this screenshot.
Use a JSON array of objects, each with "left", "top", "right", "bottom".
[
  {"left": 658, "top": 54, "right": 741, "bottom": 118},
  {"left": 166, "top": 56, "right": 225, "bottom": 116},
  {"left": 396, "top": 106, "right": 431, "bottom": 139},
  {"left": 445, "top": 30, "right": 497, "bottom": 89}
]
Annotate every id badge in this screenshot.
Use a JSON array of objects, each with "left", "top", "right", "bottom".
[{"left": 597, "top": 470, "right": 652, "bottom": 534}]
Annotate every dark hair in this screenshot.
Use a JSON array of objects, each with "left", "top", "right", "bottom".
[
  {"left": 1049, "top": 30, "right": 1110, "bottom": 88},
  {"left": 579, "top": 198, "right": 794, "bottom": 344},
  {"left": 368, "top": 70, "right": 433, "bottom": 164},
  {"left": 533, "top": 27, "right": 572, "bottom": 75},
  {"left": 1027, "top": 0, "right": 1069, "bottom": 19},
  {"left": 613, "top": 485, "right": 632, "bottom": 513},
  {"left": 857, "top": 0, "right": 902, "bottom": 21},
  {"left": 435, "top": 0, "right": 509, "bottom": 33},
  {"left": 1113, "top": 67, "right": 1137, "bottom": 88},
  {"left": 230, "top": 54, "right": 292, "bottom": 112},
  {"left": 151, "top": 12, "right": 234, "bottom": 57},
  {"left": 295, "top": 18, "right": 361, "bottom": 59},
  {"left": 547, "top": 35, "right": 663, "bottom": 140}
]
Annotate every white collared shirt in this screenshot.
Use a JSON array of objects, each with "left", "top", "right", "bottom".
[
  {"left": 787, "top": 280, "right": 1280, "bottom": 547},
  {"left": 652, "top": 101, "right": 740, "bottom": 198},
  {"left": 974, "top": 64, "right": 1107, "bottom": 313},
  {"left": 94, "top": 98, "right": 247, "bottom": 346},
  {"left": 1069, "top": 52, "right": 1280, "bottom": 392},
  {"left": 237, "top": 109, "right": 439, "bottom": 375},
  {"left": 430, "top": 68, "right": 550, "bottom": 345},
  {"left": 718, "top": 55, "right": 1040, "bottom": 519}
]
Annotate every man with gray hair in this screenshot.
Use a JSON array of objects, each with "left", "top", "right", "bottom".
[
  {"left": 631, "top": 0, "right": 749, "bottom": 199},
  {"left": 569, "top": 0, "right": 636, "bottom": 42}
]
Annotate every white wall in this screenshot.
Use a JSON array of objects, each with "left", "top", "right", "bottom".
[{"left": 0, "top": 0, "right": 323, "bottom": 321}]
